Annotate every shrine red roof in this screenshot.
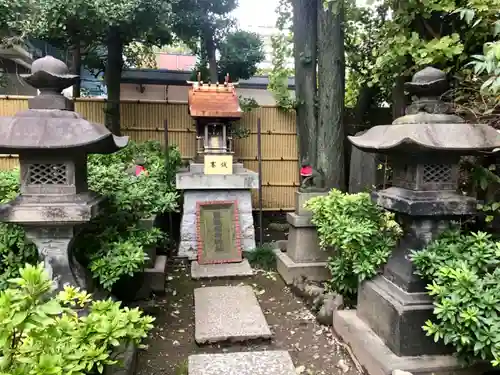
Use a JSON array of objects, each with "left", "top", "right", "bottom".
[{"left": 188, "top": 82, "right": 242, "bottom": 119}]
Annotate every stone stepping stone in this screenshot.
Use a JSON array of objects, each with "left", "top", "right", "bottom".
[
  {"left": 191, "top": 259, "right": 253, "bottom": 280},
  {"left": 189, "top": 351, "right": 296, "bottom": 375},
  {"left": 194, "top": 285, "right": 272, "bottom": 344}
]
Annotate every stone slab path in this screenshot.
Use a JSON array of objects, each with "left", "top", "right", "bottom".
[
  {"left": 194, "top": 284, "right": 272, "bottom": 344},
  {"left": 189, "top": 350, "right": 296, "bottom": 375},
  {"left": 191, "top": 260, "right": 253, "bottom": 279}
]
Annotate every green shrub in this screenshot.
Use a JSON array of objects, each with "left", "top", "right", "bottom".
[
  {"left": 245, "top": 245, "right": 277, "bottom": 270},
  {"left": 411, "top": 230, "right": 500, "bottom": 366},
  {"left": 305, "top": 189, "right": 402, "bottom": 301},
  {"left": 0, "top": 168, "right": 38, "bottom": 291},
  {"left": 0, "top": 263, "right": 154, "bottom": 375},
  {"left": 76, "top": 140, "right": 181, "bottom": 290},
  {"left": 0, "top": 141, "right": 182, "bottom": 292}
]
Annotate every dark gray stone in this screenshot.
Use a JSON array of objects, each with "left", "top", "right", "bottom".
[
  {"left": 334, "top": 310, "right": 485, "bottom": 375},
  {"left": 104, "top": 343, "right": 137, "bottom": 375},
  {"left": 357, "top": 276, "right": 452, "bottom": 356},
  {"left": 348, "top": 143, "right": 377, "bottom": 193},
  {"left": 144, "top": 255, "right": 167, "bottom": 293}
]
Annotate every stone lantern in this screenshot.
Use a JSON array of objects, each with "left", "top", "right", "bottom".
[
  {"left": 333, "top": 67, "right": 500, "bottom": 375},
  {"left": 0, "top": 56, "right": 128, "bottom": 292}
]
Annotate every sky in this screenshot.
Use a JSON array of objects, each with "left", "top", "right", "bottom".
[{"left": 232, "top": 0, "right": 280, "bottom": 28}]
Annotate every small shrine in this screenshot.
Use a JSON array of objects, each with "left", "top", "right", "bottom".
[
  {"left": 189, "top": 73, "right": 241, "bottom": 163},
  {"left": 0, "top": 55, "right": 128, "bottom": 292},
  {"left": 334, "top": 67, "right": 500, "bottom": 375},
  {"left": 176, "top": 74, "right": 258, "bottom": 265}
]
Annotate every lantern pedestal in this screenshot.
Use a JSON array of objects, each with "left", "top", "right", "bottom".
[
  {"left": 334, "top": 310, "right": 485, "bottom": 375},
  {"left": 275, "top": 191, "right": 330, "bottom": 285},
  {"left": 333, "top": 188, "right": 481, "bottom": 375}
]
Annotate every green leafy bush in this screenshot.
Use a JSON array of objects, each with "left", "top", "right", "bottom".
[
  {"left": 411, "top": 230, "right": 500, "bottom": 366},
  {"left": 0, "top": 141, "right": 181, "bottom": 292},
  {"left": 305, "top": 189, "right": 402, "bottom": 301},
  {"left": 0, "top": 169, "right": 37, "bottom": 291},
  {"left": 0, "top": 263, "right": 154, "bottom": 375},
  {"left": 76, "top": 140, "right": 181, "bottom": 290}
]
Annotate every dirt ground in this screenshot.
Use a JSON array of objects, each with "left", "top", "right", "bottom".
[{"left": 135, "top": 263, "right": 362, "bottom": 375}]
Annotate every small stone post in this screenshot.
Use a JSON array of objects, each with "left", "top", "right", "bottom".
[
  {"left": 275, "top": 175, "right": 330, "bottom": 285},
  {"left": 0, "top": 56, "right": 128, "bottom": 292},
  {"left": 333, "top": 67, "right": 500, "bottom": 375}
]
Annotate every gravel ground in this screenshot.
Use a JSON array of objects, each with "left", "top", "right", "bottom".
[{"left": 135, "top": 263, "right": 362, "bottom": 375}]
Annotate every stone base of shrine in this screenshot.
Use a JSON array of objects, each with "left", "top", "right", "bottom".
[
  {"left": 178, "top": 190, "right": 256, "bottom": 260},
  {"left": 333, "top": 310, "right": 487, "bottom": 375},
  {"left": 176, "top": 165, "right": 258, "bottom": 260},
  {"left": 275, "top": 250, "right": 329, "bottom": 285}
]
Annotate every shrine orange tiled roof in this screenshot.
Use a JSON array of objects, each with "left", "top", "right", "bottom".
[{"left": 188, "top": 82, "right": 242, "bottom": 119}]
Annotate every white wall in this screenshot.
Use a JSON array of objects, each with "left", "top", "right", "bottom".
[{"left": 120, "top": 83, "right": 294, "bottom": 106}]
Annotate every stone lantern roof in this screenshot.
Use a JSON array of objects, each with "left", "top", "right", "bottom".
[
  {"left": 349, "top": 66, "right": 500, "bottom": 154},
  {"left": 0, "top": 55, "right": 128, "bottom": 154}
]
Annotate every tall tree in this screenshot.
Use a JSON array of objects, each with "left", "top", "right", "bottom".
[
  {"left": 292, "top": 0, "right": 318, "bottom": 168},
  {"left": 6, "top": 0, "right": 174, "bottom": 134},
  {"left": 172, "top": 0, "right": 238, "bottom": 83},
  {"left": 99, "top": 0, "right": 174, "bottom": 134},
  {"left": 6, "top": 0, "right": 102, "bottom": 97},
  {"left": 191, "top": 30, "right": 265, "bottom": 82},
  {"left": 218, "top": 30, "right": 265, "bottom": 81},
  {"left": 317, "top": 0, "right": 345, "bottom": 190}
]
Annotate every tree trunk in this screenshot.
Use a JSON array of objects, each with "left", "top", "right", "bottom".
[
  {"left": 392, "top": 75, "right": 407, "bottom": 120},
  {"left": 203, "top": 29, "right": 218, "bottom": 83},
  {"left": 292, "top": 0, "right": 318, "bottom": 168},
  {"left": 105, "top": 27, "right": 123, "bottom": 135},
  {"left": 316, "top": 0, "right": 345, "bottom": 190},
  {"left": 345, "top": 84, "right": 378, "bottom": 189},
  {"left": 71, "top": 41, "right": 81, "bottom": 98}
]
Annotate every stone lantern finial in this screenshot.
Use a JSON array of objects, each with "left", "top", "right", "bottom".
[
  {"left": 21, "top": 55, "right": 79, "bottom": 111},
  {"left": 403, "top": 67, "right": 450, "bottom": 116}
]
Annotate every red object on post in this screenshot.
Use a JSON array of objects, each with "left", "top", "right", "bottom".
[{"left": 300, "top": 165, "right": 313, "bottom": 177}]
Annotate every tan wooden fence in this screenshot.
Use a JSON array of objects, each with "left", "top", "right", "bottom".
[{"left": 0, "top": 96, "right": 299, "bottom": 211}]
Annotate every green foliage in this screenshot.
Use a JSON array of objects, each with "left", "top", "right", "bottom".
[
  {"left": 245, "top": 245, "right": 277, "bottom": 271},
  {"left": 0, "top": 263, "right": 154, "bottom": 375},
  {"left": 0, "top": 169, "right": 37, "bottom": 292},
  {"left": 218, "top": 30, "right": 265, "bottom": 81},
  {"left": 189, "top": 30, "right": 265, "bottom": 82},
  {"left": 267, "top": 0, "right": 295, "bottom": 111},
  {"left": 238, "top": 96, "right": 259, "bottom": 113},
  {"left": 411, "top": 230, "right": 500, "bottom": 366},
  {"left": 305, "top": 190, "right": 402, "bottom": 300},
  {"left": 343, "top": 0, "right": 499, "bottom": 107},
  {"left": 76, "top": 140, "right": 181, "bottom": 290},
  {"left": 470, "top": 41, "right": 500, "bottom": 93}
]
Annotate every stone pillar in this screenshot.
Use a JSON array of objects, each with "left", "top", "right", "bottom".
[
  {"left": 25, "top": 226, "right": 90, "bottom": 292},
  {"left": 275, "top": 191, "right": 330, "bottom": 285}
]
